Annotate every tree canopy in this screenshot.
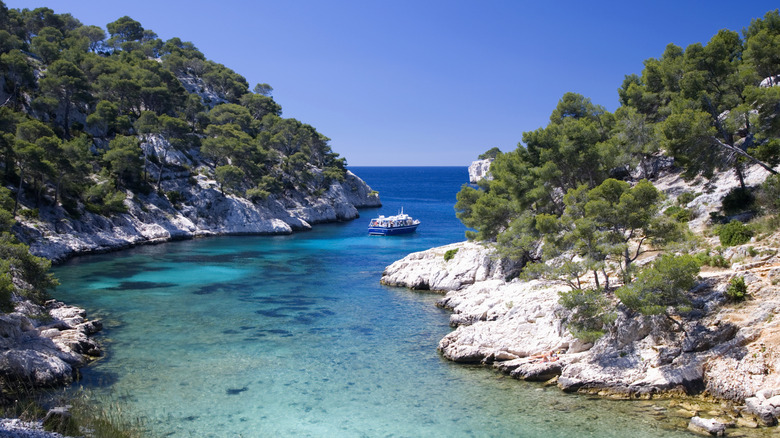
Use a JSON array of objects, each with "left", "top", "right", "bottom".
[
  {"left": 457, "top": 9, "right": 780, "bottom": 341},
  {"left": 0, "top": 1, "right": 352, "bottom": 314}
]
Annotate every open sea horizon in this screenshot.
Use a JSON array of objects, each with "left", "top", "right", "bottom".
[{"left": 51, "top": 166, "right": 693, "bottom": 437}]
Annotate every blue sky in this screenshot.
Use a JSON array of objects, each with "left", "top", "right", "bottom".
[{"left": 5, "top": 1, "right": 780, "bottom": 166}]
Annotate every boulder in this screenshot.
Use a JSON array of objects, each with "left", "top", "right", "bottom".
[
  {"left": 0, "top": 300, "right": 102, "bottom": 390},
  {"left": 381, "top": 241, "right": 521, "bottom": 291},
  {"left": 0, "top": 349, "right": 73, "bottom": 387},
  {"left": 509, "top": 360, "right": 563, "bottom": 381},
  {"left": 687, "top": 416, "right": 726, "bottom": 436},
  {"left": 745, "top": 396, "right": 777, "bottom": 426}
]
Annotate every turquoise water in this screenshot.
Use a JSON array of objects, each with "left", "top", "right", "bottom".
[{"left": 52, "top": 167, "right": 693, "bottom": 437}]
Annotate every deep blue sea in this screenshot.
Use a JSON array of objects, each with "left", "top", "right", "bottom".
[{"left": 51, "top": 167, "right": 691, "bottom": 437}]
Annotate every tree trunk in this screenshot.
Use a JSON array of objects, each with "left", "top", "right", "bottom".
[
  {"left": 12, "top": 165, "right": 23, "bottom": 216},
  {"left": 735, "top": 161, "right": 746, "bottom": 190},
  {"left": 54, "top": 169, "right": 63, "bottom": 206},
  {"left": 62, "top": 93, "right": 71, "bottom": 140},
  {"left": 156, "top": 149, "right": 168, "bottom": 192},
  {"left": 142, "top": 153, "right": 148, "bottom": 183}
]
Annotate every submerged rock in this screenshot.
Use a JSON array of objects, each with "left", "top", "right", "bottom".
[{"left": 687, "top": 416, "right": 726, "bottom": 436}]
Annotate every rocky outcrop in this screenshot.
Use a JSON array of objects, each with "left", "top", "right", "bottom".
[
  {"left": 381, "top": 230, "right": 780, "bottom": 414},
  {"left": 468, "top": 159, "right": 493, "bottom": 184},
  {"left": 0, "top": 300, "right": 102, "bottom": 389},
  {"left": 14, "top": 153, "right": 380, "bottom": 262},
  {"left": 380, "top": 241, "right": 520, "bottom": 291}
]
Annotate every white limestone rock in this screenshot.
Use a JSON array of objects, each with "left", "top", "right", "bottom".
[
  {"left": 0, "top": 301, "right": 102, "bottom": 389},
  {"left": 468, "top": 159, "right": 493, "bottom": 183},
  {"left": 380, "top": 238, "right": 773, "bottom": 398},
  {"left": 437, "top": 279, "right": 571, "bottom": 362},
  {"left": 18, "top": 167, "right": 380, "bottom": 262},
  {"left": 381, "top": 241, "right": 519, "bottom": 291},
  {"left": 0, "top": 349, "right": 73, "bottom": 387}
]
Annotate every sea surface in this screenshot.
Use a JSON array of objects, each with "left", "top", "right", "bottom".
[{"left": 52, "top": 167, "right": 693, "bottom": 437}]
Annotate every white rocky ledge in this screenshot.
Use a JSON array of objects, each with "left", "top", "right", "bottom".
[{"left": 381, "top": 236, "right": 780, "bottom": 423}]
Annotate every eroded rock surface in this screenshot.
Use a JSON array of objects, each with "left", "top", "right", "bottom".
[{"left": 0, "top": 300, "right": 102, "bottom": 389}]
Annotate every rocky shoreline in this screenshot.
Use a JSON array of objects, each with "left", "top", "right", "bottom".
[
  {"left": 0, "top": 299, "right": 103, "bottom": 393},
  {"left": 0, "top": 166, "right": 381, "bottom": 434},
  {"left": 382, "top": 238, "right": 780, "bottom": 432},
  {"left": 380, "top": 159, "right": 780, "bottom": 434},
  {"left": 13, "top": 167, "right": 380, "bottom": 263}
]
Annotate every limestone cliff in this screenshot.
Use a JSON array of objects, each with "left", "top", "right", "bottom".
[{"left": 12, "top": 135, "right": 380, "bottom": 262}]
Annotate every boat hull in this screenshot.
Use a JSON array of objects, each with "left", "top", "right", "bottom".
[{"left": 368, "top": 224, "right": 419, "bottom": 235}]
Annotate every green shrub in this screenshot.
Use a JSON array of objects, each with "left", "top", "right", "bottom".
[
  {"left": 725, "top": 276, "right": 747, "bottom": 302},
  {"left": 722, "top": 187, "right": 755, "bottom": 215},
  {"left": 718, "top": 220, "right": 753, "bottom": 247},
  {"left": 616, "top": 254, "right": 699, "bottom": 315},
  {"left": 165, "top": 191, "right": 184, "bottom": 205},
  {"left": 0, "top": 208, "right": 14, "bottom": 232},
  {"left": 664, "top": 205, "right": 692, "bottom": 222},
  {"left": 443, "top": 248, "right": 459, "bottom": 261},
  {"left": 322, "top": 166, "right": 346, "bottom": 183},
  {"left": 694, "top": 250, "right": 729, "bottom": 268},
  {"left": 0, "top": 272, "right": 14, "bottom": 312},
  {"left": 558, "top": 288, "right": 615, "bottom": 343},
  {"left": 677, "top": 191, "right": 697, "bottom": 206},
  {"left": 18, "top": 208, "right": 39, "bottom": 219},
  {"left": 85, "top": 183, "right": 128, "bottom": 216},
  {"left": 246, "top": 186, "right": 270, "bottom": 201},
  {"left": 0, "top": 236, "right": 58, "bottom": 306},
  {"left": 478, "top": 147, "right": 502, "bottom": 160},
  {"left": 757, "top": 174, "right": 780, "bottom": 214}
]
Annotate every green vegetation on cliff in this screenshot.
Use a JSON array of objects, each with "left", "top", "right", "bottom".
[
  {"left": 0, "top": 2, "right": 351, "bottom": 311},
  {"left": 457, "top": 10, "right": 780, "bottom": 340}
]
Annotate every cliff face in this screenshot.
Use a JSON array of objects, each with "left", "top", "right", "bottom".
[{"left": 12, "top": 136, "right": 380, "bottom": 262}]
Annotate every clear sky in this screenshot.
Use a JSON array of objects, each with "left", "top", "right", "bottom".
[{"left": 5, "top": 1, "right": 780, "bottom": 166}]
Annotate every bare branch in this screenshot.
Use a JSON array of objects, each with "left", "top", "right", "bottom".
[{"left": 712, "top": 137, "right": 778, "bottom": 175}]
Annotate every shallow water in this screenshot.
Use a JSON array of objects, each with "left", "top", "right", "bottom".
[{"left": 52, "top": 167, "right": 696, "bottom": 437}]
